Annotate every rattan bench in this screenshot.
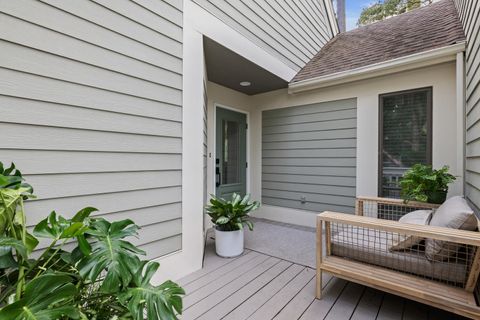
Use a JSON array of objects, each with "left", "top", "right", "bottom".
[{"left": 316, "top": 196, "right": 480, "bottom": 319}]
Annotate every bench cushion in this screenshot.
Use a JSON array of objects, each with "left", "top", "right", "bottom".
[
  {"left": 425, "top": 196, "right": 477, "bottom": 261},
  {"left": 331, "top": 226, "right": 468, "bottom": 285},
  {"left": 390, "top": 209, "right": 433, "bottom": 250}
]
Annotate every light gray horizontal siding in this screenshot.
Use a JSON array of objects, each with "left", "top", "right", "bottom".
[
  {"left": 453, "top": 0, "right": 480, "bottom": 216},
  {"left": 0, "top": 0, "right": 183, "bottom": 259},
  {"left": 192, "top": 0, "right": 336, "bottom": 72},
  {"left": 262, "top": 99, "right": 357, "bottom": 214}
]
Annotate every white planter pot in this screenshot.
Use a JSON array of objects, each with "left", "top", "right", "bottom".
[{"left": 214, "top": 228, "right": 244, "bottom": 258}]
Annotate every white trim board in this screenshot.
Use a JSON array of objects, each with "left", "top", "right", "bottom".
[
  {"left": 153, "top": 7, "right": 205, "bottom": 282},
  {"left": 323, "top": 0, "right": 340, "bottom": 36}
]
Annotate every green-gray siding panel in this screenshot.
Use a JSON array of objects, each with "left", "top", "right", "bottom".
[
  {"left": 263, "top": 139, "right": 357, "bottom": 150},
  {"left": 192, "top": 0, "right": 336, "bottom": 72},
  {"left": 0, "top": 0, "right": 183, "bottom": 257},
  {"left": 262, "top": 99, "right": 357, "bottom": 214},
  {"left": 454, "top": 0, "right": 480, "bottom": 215}
]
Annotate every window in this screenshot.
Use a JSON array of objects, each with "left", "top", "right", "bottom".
[
  {"left": 222, "top": 119, "right": 240, "bottom": 184},
  {"left": 379, "top": 87, "right": 432, "bottom": 198}
]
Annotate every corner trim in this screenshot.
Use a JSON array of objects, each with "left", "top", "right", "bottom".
[
  {"left": 288, "top": 42, "right": 466, "bottom": 94},
  {"left": 323, "top": 0, "right": 339, "bottom": 36}
]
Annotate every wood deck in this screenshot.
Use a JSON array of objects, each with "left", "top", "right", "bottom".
[{"left": 178, "top": 234, "right": 469, "bottom": 320}]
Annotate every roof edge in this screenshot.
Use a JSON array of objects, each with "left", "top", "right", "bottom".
[
  {"left": 323, "top": 0, "right": 339, "bottom": 36},
  {"left": 289, "top": 42, "right": 466, "bottom": 94}
]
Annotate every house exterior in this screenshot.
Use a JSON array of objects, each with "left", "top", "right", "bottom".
[{"left": 0, "top": 0, "right": 479, "bottom": 283}]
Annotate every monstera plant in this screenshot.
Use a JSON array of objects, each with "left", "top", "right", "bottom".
[{"left": 0, "top": 162, "right": 184, "bottom": 319}]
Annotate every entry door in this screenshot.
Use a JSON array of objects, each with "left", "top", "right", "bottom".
[{"left": 215, "top": 107, "right": 247, "bottom": 199}]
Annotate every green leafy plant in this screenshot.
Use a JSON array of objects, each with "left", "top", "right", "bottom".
[
  {"left": 400, "top": 164, "right": 456, "bottom": 204},
  {"left": 0, "top": 162, "right": 184, "bottom": 319},
  {"left": 205, "top": 193, "right": 260, "bottom": 231}
]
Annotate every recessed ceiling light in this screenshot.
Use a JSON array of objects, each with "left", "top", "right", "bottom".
[{"left": 240, "top": 81, "right": 251, "bottom": 87}]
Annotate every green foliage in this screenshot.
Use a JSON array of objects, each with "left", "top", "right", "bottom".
[
  {"left": 0, "top": 162, "right": 185, "bottom": 320},
  {"left": 0, "top": 163, "right": 34, "bottom": 201},
  {"left": 120, "top": 261, "right": 184, "bottom": 320},
  {"left": 357, "top": 0, "right": 432, "bottom": 26},
  {"left": 0, "top": 274, "right": 80, "bottom": 320},
  {"left": 400, "top": 164, "right": 456, "bottom": 203},
  {"left": 205, "top": 193, "right": 260, "bottom": 231},
  {"left": 77, "top": 219, "right": 145, "bottom": 293}
]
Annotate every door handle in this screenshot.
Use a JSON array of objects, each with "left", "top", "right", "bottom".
[{"left": 216, "top": 165, "right": 221, "bottom": 187}]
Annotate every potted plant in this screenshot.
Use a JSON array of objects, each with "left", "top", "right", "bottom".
[
  {"left": 399, "top": 164, "right": 456, "bottom": 204},
  {"left": 0, "top": 162, "right": 185, "bottom": 319},
  {"left": 205, "top": 193, "right": 260, "bottom": 258}
]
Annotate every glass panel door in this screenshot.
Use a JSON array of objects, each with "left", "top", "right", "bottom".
[{"left": 215, "top": 107, "right": 247, "bottom": 199}]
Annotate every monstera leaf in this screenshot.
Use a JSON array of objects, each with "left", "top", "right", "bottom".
[
  {"left": 0, "top": 188, "right": 38, "bottom": 253},
  {"left": 120, "top": 261, "right": 185, "bottom": 320},
  {"left": 33, "top": 208, "right": 97, "bottom": 241},
  {"left": 0, "top": 162, "right": 33, "bottom": 195},
  {"left": 0, "top": 237, "right": 28, "bottom": 268},
  {"left": 77, "top": 218, "right": 145, "bottom": 293},
  {"left": 0, "top": 273, "right": 79, "bottom": 319}
]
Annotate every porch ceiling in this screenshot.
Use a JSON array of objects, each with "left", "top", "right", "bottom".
[{"left": 203, "top": 37, "right": 288, "bottom": 95}]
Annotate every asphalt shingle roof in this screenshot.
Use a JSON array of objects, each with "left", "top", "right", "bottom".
[{"left": 291, "top": 0, "right": 465, "bottom": 83}]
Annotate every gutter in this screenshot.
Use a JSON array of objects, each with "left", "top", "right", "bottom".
[{"left": 289, "top": 42, "right": 466, "bottom": 94}]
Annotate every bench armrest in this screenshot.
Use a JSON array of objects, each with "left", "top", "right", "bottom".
[{"left": 355, "top": 196, "right": 441, "bottom": 220}]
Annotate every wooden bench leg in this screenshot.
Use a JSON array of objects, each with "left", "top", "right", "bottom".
[
  {"left": 316, "top": 268, "right": 323, "bottom": 299},
  {"left": 316, "top": 217, "right": 323, "bottom": 299}
]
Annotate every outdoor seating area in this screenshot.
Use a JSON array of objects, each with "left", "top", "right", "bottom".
[
  {"left": 2, "top": 0, "right": 480, "bottom": 319},
  {"left": 317, "top": 197, "right": 480, "bottom": 319},
  {"left": 179, "top": 219, "right": 469, "bottom": 320}
]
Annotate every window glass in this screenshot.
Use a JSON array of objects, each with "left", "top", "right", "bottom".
[
  {"left": 380, "top": 89, "right": 431, "bottom": 198},
  {"left": 222, "top": 120, "right": 239, "bottom": 184}
]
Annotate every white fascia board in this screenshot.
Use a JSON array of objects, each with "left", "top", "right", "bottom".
[
  {"left": 323, "top": 0, "right": 339, "bottom": 36},
  {"left": 185, "top": 0, "right": 297, "bottom": 81},
  {"left": 289, "top": 42, "right": 466, "bottom": 94}
]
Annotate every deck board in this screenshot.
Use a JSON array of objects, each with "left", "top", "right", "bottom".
[
  {"left": 247, "top": 267, "right": 315, "bottom": 320},
  {"left": 223, "top": 263, "right": 304, "bottom": 320},
  {"left": 183, "top": 253, "right": 268, "bottom": 309},
  {"left": 403, "top": 300, "right": 428, "bottom": 320},
  {"left": 180, "top": 225, "right": 470, "bottom": 320},
  {"left": 299, "top": 277, "right": 347, "bottom": 320},
  {"left": 273, "top": 276, "right": 317, "bottom": 320},
  {"left": 376, "top": 294, "right": 404, "bottom": 320},
  {"left": 183, "top": 256, "right": 280, "bottom": 319},
  {"left": 177, "top": 243, "right": 251, "bottom": 286},
  {"left": 350, "top": 288, "right": 384, "bottom": 320},
  {"left": 197, "top": 260, "right": 292, "bottom": 320},
  {"left": 324, "top": 282, "right": 365, "bottom": 320}
]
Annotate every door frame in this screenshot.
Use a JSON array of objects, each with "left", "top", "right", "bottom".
[{"left": 213, "top": 103, "right": 251, "bottom": 197}]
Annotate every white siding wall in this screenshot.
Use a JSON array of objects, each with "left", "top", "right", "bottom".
[
  {"left": 0, "top": 0, "right": 183, "bottom": 259},
  {"left": 453, "top": 0, "right": 480, "bottom": 214},
  {"left": 192, "top": 0, "right": 337, "bottom": 72}
]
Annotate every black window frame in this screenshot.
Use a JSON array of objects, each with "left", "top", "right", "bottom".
[{"left": 378, "top": 87, "right": 433, "bottom": 198}]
